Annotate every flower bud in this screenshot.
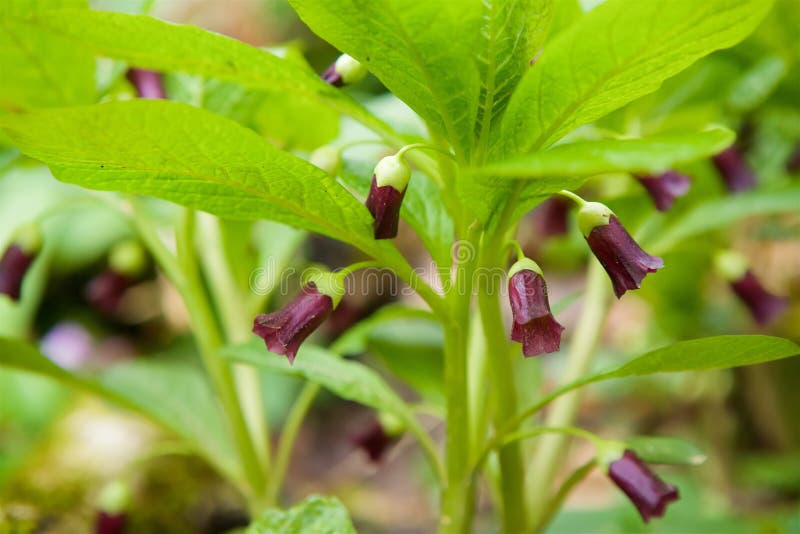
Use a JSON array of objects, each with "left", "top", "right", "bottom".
[
  {"left": 578, "top": 203, "right": 663, "bottom": 298},
  {"left": 0, "top": 223, "right": 42, "bottom": 301},
  {"left": 508, "top": 258, "right": 564, "bottom": 357},
  {"left": 310, "top": 146, "right": 342, "bottom": 176},
  {"left": 635, "top": 170, "right": 691, "bottom": 212},
  {"left": 607, "top": 450, "right": 679, "bottom": 523},
  {"left": 712, "top": 147, "right": 755, "bottom": 193},
  {"left": 125, "top": 68, "right": 166, "bottom": 99},
  {"left": 321, "top": 53, "right": 367, "bottom": 87},
  {"left": 715, "top": 252, "right": 788, "bottom": 326},
  {"left": 95, "top": 480, "right": 130, "bottom": 534},
  {"left": 253, "top": 277, "right": 340, "bottom": 364},
  {"left": 365, "top": 154, "right": 411, "bottom": 240},
  {"left": 85, "top": 241, "right": 148, "bottom": 315}
]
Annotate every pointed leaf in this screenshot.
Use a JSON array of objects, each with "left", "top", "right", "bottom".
[
  {"left": 247, "top": 495, "right": 356, "bottom": 534},
  {"left": 627, "top": 436, "right": 707, "bottom": 466}
]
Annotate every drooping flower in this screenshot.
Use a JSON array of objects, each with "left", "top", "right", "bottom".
[
  {"left": 531, "top": 197, "right": 571, "bottom": 238},
  {"left": 0, "top": 223, "right": 42, "bottom": 302},
  {"left": 321, "top": 53, "right": 367, "bottom": 87},
  {"left": 578, "top": 202, "right": 663, "bottom": 298},
  {"left": 95, "top": 480, "right": 130, "bottom": 534},
  {"left": 635, "top": 171, "right": 691, "bottom": 212},
  {"left": 608, "top": 450, "right": 679, "bottom": 523},
  {"left": 712, "top": 147, "right": 756, "bottom": 193},
  {"left": 715, "top": 250, "right": 788, "bottom": 325},
  {"left": 508, "top": 258, "right": 564, "bottom": 357},
  {"left": 787, "top": 145, "right": 800, "bottom": 174},
  {"left": 365, "top": 154, "right": 411, "bottom": 240},
  {"left": 253, "top": 275, "right": 342, "bottom": 363},
  {"left": 85, "top": 240, "right": 148, "bottom": 315},
  {"left": 352, "top": 413, "right": 404, "bottom": 464},
  {"left": 125, "top": 68, "right": 166, "bottom": 99}
]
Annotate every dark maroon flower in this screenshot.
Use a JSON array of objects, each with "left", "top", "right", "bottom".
[
  {"left": 321, "top": 53, "right": 367, "bottom": 87},
  {"left": 731, "top": 270, "right": 789, "bottom": 326},
  {"left": 508, "top": 259, "right": 564, "bottom": 357},
  {"left": 579, "top": 203, "right": 663, "bottom": 298},
  {"left": 787, "top": 146, "right": 800, "bottom": 174},
  {"left": 253, "top": 283, "right": 334, "bottom": 363},
  {"left": 0, "top": 244, "right": 36, "bottom": 301},
  {"left": 609, "top": 450, "right": 679, "bottom": 522},
  {"left": 125, "top": 68, "right": 166, "bottom": 99},
  {"left": 365, "top": 154, "right": 411, "bottom": 240},
  {"left": 532, "top": 197, "right": 570, "bottom": 238},
  {"left": 636, "top": 171, "right": 691, "bottom": 211},
  {"left": 85, "top": 269, "right": 132, "bottom": 315},
  {"left": 352, "top": 420, "right": 397, "bottom": 463},
  {"left": 712, "top": 147, "right": 756, "bottom": 193},
  {"left": 95, "top": 511, "right": 126, "bottom": 534}
]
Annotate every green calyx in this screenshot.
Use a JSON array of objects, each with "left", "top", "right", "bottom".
[
  {"left": 508, "top": 257, "right": 543, "bottom": 279},
  {"left": 377, "top": 411, "right": 406, "bottom": 437},
  {"left": 109, "top": 239, "right": 148, "bottom": 277},
  {"left": 374, "top": 154, "right": 411, "bottom": 191},
  {"left": 335, "top": 53, "right": 368, "bottom": 85},
  {"left": 304, "top": 269, "right": 345, "bottom": 309},
  {"left": 310, "top": 145, "right": 342, "bottom": 176},
  {"left": 595, "top": 439, "right": 628, "bottom": 471},
  {"left": 577, "top": 202, "right": 614, "bottom": 237},
  {"left": 714, "top": 250, "right": 749, "bottom": 281},
  {"left": 14, "top": 223, "right": 43, "bottom": 256},
  {"left": 97, "top": 480, "right": 131, "bottom": 514}
]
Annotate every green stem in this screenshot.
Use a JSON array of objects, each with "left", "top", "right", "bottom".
[
  {"left": 555, "top": 189, "right": 587, "bottom": 207},
  {"left": 476, "top": 260, "right": 527, "bottom": 534},
  {"left": 176, "top": 210, "right": 267, "bottom": 508},
  {"left": 536, "top": 459, "right": 597, "bottom": 532},
  {"left": 525, "top": 258, "right": 610, "bottom": 524}
]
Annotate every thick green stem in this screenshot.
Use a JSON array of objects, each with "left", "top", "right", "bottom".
[
  {"left": 526, "top": 258, "right": 610, "bottom": 527},
  {"left": 477, "top": 265, "right": 527, "bottom": 534}
]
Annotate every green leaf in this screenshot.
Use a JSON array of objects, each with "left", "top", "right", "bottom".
[
  {"left": 289, "top": 0, "right": 484, "bottom": 161},
  {"left": 726, "top": 55, "right": 787, "bottom": 113},
  {"left": 501, "top": 0, "right": 773, "bottom": 155},
  {"left": 0, "top": 100, "right": 383, "bottom": 257},
  {"left": 0, "top": 1, "right": 94, "bottom": 109},
  {"left": 648, "top": 186, "right": 800, "bottom": 253},
  {"left": 247, "top": 495, "right": 356, "bottom": 534},
  {"left": 627, "top": 436, "right": 707, "bottom": 466},
  {"left": 0, "top": 338, "right": 239, "bottom": 480},
  {"left": 474, "top": 128, "right": 734, "bottom": 178},
  {"left": 7, "top": 9, "right": 393, "bottom": 139},
  {"left": 223, "top": 341, "right": 413, "bottom": 426},
  {"left": 474, "top": 0, "right": 554, "bottom": 156}
]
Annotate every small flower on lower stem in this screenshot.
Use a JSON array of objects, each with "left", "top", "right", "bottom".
[
  {"left": 352, "top": 413, "right": 404, "bottom": 464},
  {"left": 532, "top": 197, "right": 571, "bottom": 239},
  {"left": 125, "top": 68, "right": 166, "bottom": 99},
  {"left": 712, "top": 147, "right": 756, "bottom": 193},
  {"left": 0, "top": 223, "right": 42, "bottom": 302},
  {"left": 365, "top": 154, "right": 411, "bottom": 239},
  {"left": 578, "top": 202, "right": 663, "bottom": 298},
  {"left": 321, "top": 53, "right": 367, "bottom": 87},
  {"left": 715, "top": 251, "right": 788, "bottom": 326},
  {"left": 607, "top": 450, "right": 679, "bottom": 523},
  {"left": 635, "top": 171, "right": 691, "bottom": 211},
  {"left": 508, "top": 258, "right": 564, "bottom": 357},
  {"left": 85, "top": 240, "right": 148, "bottom": 315},
  {"left": 253, "top": 272, "right": 343, "bottom": 363},
  {"left": 95, "top": 480, "right": 130, "bottom": 534}
]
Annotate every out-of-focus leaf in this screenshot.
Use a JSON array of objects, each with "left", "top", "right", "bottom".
[
  {"left": 0, "top": 0, "right": 94, "bottom": 109},
  {"left": 474, "top": 128, "right": 733, "bottom": 178},
  {"left": 726, "top": 55, "right": 787, "bottom": 113},
  {"left": 0, "top": 338, "right": 239, "bottom": 481},
  {"left": 247, "top": 495, "right": 356, "bottom": 534},
  {"left": 627, "top": 436, "right": 707, "bottom": 466},
  {"left": 501, "top": 0, "right": 772, "bottom": 155},
  {"left": 648, "top": 186, "right": 800, "bottom": 253}
]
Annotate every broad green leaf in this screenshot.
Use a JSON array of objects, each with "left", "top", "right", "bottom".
[
  {"left": 501, "top": 0, "right": 773, "bottom": 155},
  {"left": 247, "top": 495, "right": 356, "bottom": 534},
  {"left": 0, "top": 1, "right": 94, "bottom": 109},
  {"left": 6, "top": 9, "right": 394, "bottom": 140},
  {"left": 331, "top": 305, "right": 437, "bottom": 356},
  {"left": 627, "top": 436, "right": 706, "bottom": 466},
  {"left": 0, "top": 101, "right": 383, "bottom": 257},
  {"left": 223, "top": 341, "right": 413, "bottom": 426},
  {"left": 0, "top": 338, "right": 239, "bottom": 480},
  {"left": 474, "top": 0, "right": 554, "bottom": 157},
  {"left": 289, "top": 0, "right": 484, "bottom": 161},
  {"left": 474, "top": 128, "right": 733, "bottom": 178},
  {"left": 648, "top": 186, "right": 800, "bottom": 253}
]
